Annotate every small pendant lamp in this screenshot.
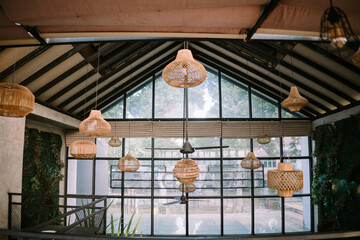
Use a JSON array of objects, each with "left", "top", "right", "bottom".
[
  {"left": 173, "top": 158, "right": 200, "bottom": 184},
  {"left": 79, "top": 110, "right": 111, "bottom": 137},
  {"left": 118, "top": 153, "right": 140, "bottom": 172},
  {"left": 267, "top": 162, "right": 303, "bottom": 197},
  {"left": 108, "top": 122, "right": 122, "bottom": 147},
  {"left": 257, "top": 134, "right": 271, "bottom": 144},
  {"left": 241, "top": 152, "right": 261, "bottom": 169},
  {"left": 162, "top": 48, "right": 207, "bottom": 88},
  {"left": 281, "top": 86, "right": 308, "bottom": 112},
  {"left": 179, "top": 183, "right": 196, "bottom": 193},
  {"left": 69, "top": 140, "right": 96, "bottom": 159}
]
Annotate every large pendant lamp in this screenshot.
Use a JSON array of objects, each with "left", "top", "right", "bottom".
[
  {"left": 241, "top": 152, "right": 261, "bottom": 170},
  {"left": 173, "top": 158, "right": 200, "bottom": 184},
  {"left": 179, "top": 183, "right": 196, "bottom": 193},
  {"left": 267, "top": 162, "right": 303, "bottom": 197},
  {"left": 162, "top": 44, "right": 207, "bottom": 88},
  {"left": 69, "top": 140, "right": 96, "bottom": 159},
  {"left": 281, "top": 86, "right": 308, "bottom": 112}
]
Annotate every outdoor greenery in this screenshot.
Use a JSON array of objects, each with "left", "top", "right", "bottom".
[
  {"left": 312, "top": 114, "right": 360, "bottom": 232},
  {"left": 22, "top": 128, "right": 64, "bottom": 228}
]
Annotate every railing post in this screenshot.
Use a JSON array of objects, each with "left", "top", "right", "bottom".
[
  {"left": 8, "top": 193, "right": 12, "bottom": 230},
  {"left": 104, "top": 197, "right": 107, "bottom": 235}
]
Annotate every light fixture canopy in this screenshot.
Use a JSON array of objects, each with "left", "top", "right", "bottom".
[
  {"left": 69, "top": 140, "right": 96, "bottom": 159},
  {"left": 241, "top": 152, "right": 261, "bottom": 169},
  {"left": 0, "top": 82, "right": 35, "bottom": 118},
  {"left": 108, "top": 136, "right": 122, "bottom": 147},
  {"left": 267, "top": 162, "right": 303, "bottom": 197},
  {"left": 173, "top": 158, "right": 200, "bottom": 184},
  {"left": 179, "top": 183, "right": 196, "bottom": 193},
  {"left": 118, "top": 153, "right": 140, "bottom": 172},
  {"left": 162, "top": 49, "right": 207, "bottom": 88},
  {"left": 79, "top": 110, "right": 111, "bottom": 137},
  {"left": 281, "top": 86, "right": 308, "bottom": 112}
]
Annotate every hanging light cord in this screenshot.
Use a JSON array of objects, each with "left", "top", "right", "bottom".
[
  {"left": 12, "top": 49, "right": 18, "bottom": 84},
  {"left": 95, "top": 44, "right": 101, "bottom": 110}
]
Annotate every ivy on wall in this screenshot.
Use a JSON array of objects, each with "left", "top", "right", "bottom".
[
  {"left": 22, "top": 128, "right": 64, "bottom": 229},
  {"left": 312, "top": 114, "right": 360, "bottom": 232}
]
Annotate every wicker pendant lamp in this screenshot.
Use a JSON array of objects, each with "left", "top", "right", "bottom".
[
  {"left": 173, "top": 158, "right": 200, "bottom": 184},
  {"left": 118, "top": 153, "right": 140, "bottom": 172},
  {"left": 267, "top": 161, "right": 303, "bottom": 197},
  {"left": 162, "top": 47, "right": 207, "bottom": 88},
  {"left": 69, "top": 140, "right": 96, "bottom": 159},
  {"left": 241, "top": 152, "right": 261, "bottom": 169},
  {"left": 257, "top": 134, "right": 271, "bottom": 144},
  {"left": 179, "top": 183, "right": 196, "bottom": 193},
  {"left": 281, "top": 86, "right": 308, "bottom": 112},
  {"left": 79, "top": 110, "right": 111, "bottom": 137},
  {"left": 108, "top": 122, "right": 122, "bottom": 147},
  {"left": 353, "top": 49, "right": 360, "bottom": 68}
]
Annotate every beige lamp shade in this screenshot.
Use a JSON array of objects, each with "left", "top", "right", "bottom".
[
  {"left": 179, "top": 183, "right": 196, "bottom": 193},
  {"left": 79, "top": 110, "right": 111, "bottom": 137},
  {"left": 241, "top": 152, "right": 261, "bottom": 169},
  {"left": 118, "top": 153, "right": 140, "bottom": 172},
  {"left": 353, "top": 49, "right": 360, "bottom": 68},
  {"left": 257, "top": 134, "right": 271, "bottom": 145},
  {"left": 0, "top": 82, "right": 35, "bottom": 118},
  {"left": 69, "top": 140, "right": 96, "bottom": 159},
  {"left": 173, "top": 158, "right": 200, "bottom": 184},
  {"left": 108, "top": 136, "right": 122, "bottom": 147},
  {"left": 162, "top": 49, "right": 207, "bottom": 88},
  {"left": 267, "top": 163, "right": 303, "bottom": 197},
  {"left": 281, "top": 86, "right": 308, "bottom": 112}
]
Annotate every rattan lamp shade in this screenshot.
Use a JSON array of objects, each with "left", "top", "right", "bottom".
[
  {"left": 179, "top": 183, "right": 196, "bottom": 193},
  {"left": 69, "top": 140, "right": 96, "bottom": 159},
  {"left": 241, "top": 152, "right": 261, "bottom": 169},
  {"left": 257, "top": 134, "right": 271, "bottom": 145},
  {"left": 118, "top": 153, "right": 140, "bottom": 172},
  {"left": 108, "top": 136, "right": 122, "bottom": 147},
  {"left": 281, "top": 86, "right": 308, "bottom": 112},
  {"left": 0, "top": 82, "right": 35, "bottom": 117},
  {"left": 353, "top": 49, "right": 360, "bottom": 68},
  {"left": 267, "top": 163, "right": 303, "bottom": 197},
  {"left": 79, "top": 110, "right": 111, "bottom": 137},
  {"left": 173, "top": 158, "right": 200, "bottom": 184},
  {"left": 162, "top": 49, "right": 207, "bottom": 88}
]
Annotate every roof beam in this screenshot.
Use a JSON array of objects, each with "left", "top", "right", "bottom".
[
  {"left": 21, "top": 25, "right": 46, "bottom": 45},
  {"left": 245, "top": 0, "right": 280, "bottom": 41}
]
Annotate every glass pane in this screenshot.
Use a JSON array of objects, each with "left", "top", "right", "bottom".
[
  {"left": 126, "top": 81, "right": 152, "bottom": 118},
  {"left": 124, "top": 138, "right": 151, "bottom": 158},
  {"left": 291, "top": 159, "right": 311, "bottom": 195},
  {"left": 254, "top": 159, "right": 280, "bottom": 196},
  {"left": 283, "top": 136, "right": 309, "bottom": 157},
  {"left": 123, "top": 198, "right": 151, "bottom": 235},
  {"left": 102, "top": 98, "right": 124, "bottom": 119},
  {"left": 253, "top": 138, "right": 280, "bottom": 157},
  {"left": 154, "top": 199, "right": 185, "bottom": 235},
  {"left": 106, "top": 198, "right": 122, "bottom": 233},
  {"left": 67, "top": 160, "right": 93, "bottom": 195},
  {"left": 224, "top": 199, "right": 251, "bottom": 234},
  {"left": 96, "top": 138, "right": 123, "bottom": 158},
  {"left": 123, "top": 160, "right": 151, "bottom": 196},
  {"left": 155, "top": 75, "right": 184, "bottom": 118},
  {"left": 95, "top": 159, "right": 122, "bottom": 195},
  {"left": 251, "top": 90, "right": 278, "bottom": 118},
  {"left": 154, "top": 160, "right": 181, "bottom": 197},
  {"left": 223, "top": 160, "right": 251, "bottom": 196},
  {"left": 222, "top": 139, "right": 250, "bottom": 158},
  {"left": 188, "top": 68, "right": 219, "bottom": 118},
  {"left": 154, "top": 138, "right": 183, "bottom": 158},
  {"left": 255, "top": 198, "right": 281, "bottom": 233},
  {"left": 285, "top": 197, "right": 311, "bottom": 232},
  {"left": 221, "top": 73, "right": 249, "bottom": 118},
  {"left": 189, "top": 199, "right": 220, "bottom": 235},
  {"left": 189, "top": 160, "right": 220, "bottom": 197},
  {"left": 187, "top": 138, "right": 220, "bottom": 158},
  {"left": 281, "top": 107, "right": 306, "bottom": 118}
]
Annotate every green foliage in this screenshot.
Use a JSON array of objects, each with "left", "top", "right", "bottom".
[
  {"left": 22, "top": 128, "right": 64, "bottom": 229},
  {"left": 312, "top": 114, "right": 360, "bottom": 232},
  {"left": 107, "top": 212, "right": 142, "bottom": 236}
]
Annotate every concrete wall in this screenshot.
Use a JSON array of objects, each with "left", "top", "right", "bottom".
[{"left": 0, "top": 116, "right": 25, "bottom": 230}]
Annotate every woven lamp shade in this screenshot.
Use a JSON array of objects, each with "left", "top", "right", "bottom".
[
  {"left": 281, "top": 86, "right": 308, "bottom": 112},
  {"left": 0, "top": 82, "right": 35, "bottom": 117},
  {"left": 353, "top": 49, "right": 360, "bottom": 68},
  {"left": 79, "top": 110, "right": 111, "bottom": 137},
  {"left": 179, "top": 183, "right": 196, "bottom": 193},
  {"left": 267, "top": 163, "right": 303, "bottom": 197},
  {"left": 108, "top": 136, "right": 122, "bottom": 147},
  {"left": 241, "top": 152, "right": 261, "bottom": 169},
  {"left": 118, "top": 153, "right": 140, "bottom": 172},
  {"left": 173, "top": 158, "right": 200, "bottom": 184},
  {"left": 69, "top": 140, "right": 96, "bottom": 159},
  {"left": 162, "top": 49, "right": 207, "bottom": 88},
  {"left": 257, "top": 134, "right": 271, "bottom": 145}
]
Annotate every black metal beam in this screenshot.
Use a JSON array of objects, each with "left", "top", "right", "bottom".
[
  {"left": 233, "top": 40, "right": 357, "bottom": 103},
  {"left": 264, "top": 41, "right": 360, "bottom": 93},
  {"left": 0, "top": 45, "right": 52, "bottom": 82},
  {"left": 245, "top": 0, "right": 280, "bottom": 41},
  {"left": 34, "top": 43, "right": 124, "bottom": 97},
  {"left": 19, "top": 44, "right": 88, "bottom": 86},
  {"left": 20, "top": 25, "right": 46, "bottom": 45}
]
